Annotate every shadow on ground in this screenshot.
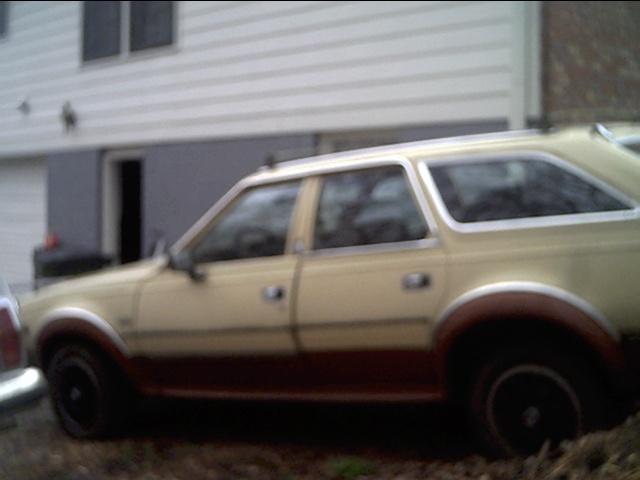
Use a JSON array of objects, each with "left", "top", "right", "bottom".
[{"left": 128, "top": 398, "right": 475, "bottom": 461}]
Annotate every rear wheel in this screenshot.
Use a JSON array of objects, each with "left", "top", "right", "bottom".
[
  {"left": 46, "top": 344, "right": 128, "bottom": 438},
  {"left": 469, "top": 347, "right": 605, "bottom": 457}
]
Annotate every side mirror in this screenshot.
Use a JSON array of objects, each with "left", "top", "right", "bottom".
[{"left": 169, "top": 250, "right": 206, "bottom": 282}]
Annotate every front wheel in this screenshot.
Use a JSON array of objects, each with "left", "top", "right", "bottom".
[
  {"left": 469, "top": 348, "right": 605, "bottom": 457},
  {"left": 46, "top": 344, "right": 128, "bottom": 438}
]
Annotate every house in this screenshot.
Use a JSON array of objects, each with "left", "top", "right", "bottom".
[{"left": 0, "top": 1, "right": 638, "bottom": 291}]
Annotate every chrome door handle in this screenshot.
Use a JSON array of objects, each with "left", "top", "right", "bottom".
[
  {"left": 402, "top": 273, "right": 430, "bottom": 290},
  {"left": 262, "top": 285, "right": 285, "bottom": 302}
]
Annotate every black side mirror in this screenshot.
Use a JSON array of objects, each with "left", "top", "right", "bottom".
[{"left": 169, "top": 250, "right": 206, "bottom": 282}]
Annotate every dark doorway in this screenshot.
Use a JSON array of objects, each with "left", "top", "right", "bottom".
[{"left": 118, "top": 160, "right": 142, "bottom": 264}]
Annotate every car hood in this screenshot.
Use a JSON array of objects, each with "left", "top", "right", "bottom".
[{"left": 21, "top": 257, "right": 165, "bottom": 302}]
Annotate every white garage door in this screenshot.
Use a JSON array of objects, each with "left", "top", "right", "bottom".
[{"left": 0, "top": 158, "right": 46, "bottom": 293}]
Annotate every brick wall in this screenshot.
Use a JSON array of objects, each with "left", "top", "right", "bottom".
[{"left": 542, "top": 1, "right": 640, "bottom": 124}]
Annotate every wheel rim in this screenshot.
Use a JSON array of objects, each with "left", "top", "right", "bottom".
[
  {"left": 487, "top": 364, "right": 582, "bottom": 454},
  {"left": 58, "top": 363, "right": 100, "bottom": 428}
]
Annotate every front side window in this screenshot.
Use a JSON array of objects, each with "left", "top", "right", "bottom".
[
  {"left": 192, "top": 181, "right": 300, "bottom": 263},
  {"left": 429, "top": 157, "right": 631, "bottom": 224},
  {"left": 83, "top": 1, "right": 174, "bottom": 62},
  {"left": 314, "top": 166, "right": 427, "bottom": 250}
]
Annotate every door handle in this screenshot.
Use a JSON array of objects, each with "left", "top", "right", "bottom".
[
  {"left": 262, "top": 285, "right": 285, "bottom": 302},
  {"left": 402, "top": 272, "right": 430, "bottom": 290}
]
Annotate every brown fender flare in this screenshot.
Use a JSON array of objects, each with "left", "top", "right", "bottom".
[
  {"left": 432, "top": 284, "right": 625, "bottom": 388},
  {"left": 34, "top": 309, "right": 151, "bottom": 393}
]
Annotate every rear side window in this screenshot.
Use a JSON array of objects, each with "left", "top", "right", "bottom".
[
  {"left": 314, "top": 166, "right": 427, "bottom": 250},
  {"left": 429, "top": 157, "right": 630, "bottom": 223}
]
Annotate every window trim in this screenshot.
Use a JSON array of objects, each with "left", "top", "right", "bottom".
[
  {"left": 80, "top": 0, "right": 177, "bottom": 66},
  {"left": 172, "top": 156, "right": 440, "bottom": 256},
  {"left": 419, "top": 151, "right": 640, "bottom": 234}
]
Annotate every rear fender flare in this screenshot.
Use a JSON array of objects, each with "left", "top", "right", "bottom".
[{"left": 433, "top": 282, "right": 624, "bottom": 384}]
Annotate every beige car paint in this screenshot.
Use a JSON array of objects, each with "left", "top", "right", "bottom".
[{"left": 17, "top": 126, "right": 640, "bottom": 391}]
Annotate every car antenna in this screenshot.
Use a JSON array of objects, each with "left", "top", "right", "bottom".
[
  {"left": 263, "top": 146, "right": 318, "bottom": 169},
  {"left": 264, "top": 153, "right": 277, "bottom": 169}
]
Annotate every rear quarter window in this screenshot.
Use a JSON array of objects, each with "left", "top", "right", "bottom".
[{"left": 428, "top": 156, "right": 631, "bottom": 224}]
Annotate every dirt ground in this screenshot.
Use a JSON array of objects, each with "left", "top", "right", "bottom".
[{"left": 1, "top": 398, "right": 639, "bottom": 480}]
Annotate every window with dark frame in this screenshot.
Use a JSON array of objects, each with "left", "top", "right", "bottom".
[
  {"left": 0, "top": 1, "right": 8, "bottom": 38},
  {"left": 82, "top": 1, "right": 174, "bottom": 62},
  {"left": 82, "top": 1, "right": 121, "bottom": 61},
  {"left": 130, "top": 1, "right": 174, "bottom": 52}
]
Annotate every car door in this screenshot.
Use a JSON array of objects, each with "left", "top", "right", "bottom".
[
  {"left": 295, "top": 161, "right": 447, "bottom": 391},
  {"left": 136, "top": 179, "right": 306, "bottom": 393}
]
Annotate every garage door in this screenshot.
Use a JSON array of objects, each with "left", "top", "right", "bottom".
[{"left": 0, "top": 158, "right": 46, "bottom": 293}]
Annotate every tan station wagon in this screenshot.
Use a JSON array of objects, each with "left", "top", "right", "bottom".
[{"left": 15, "top": 124, "right": 640, "bottom": 456}]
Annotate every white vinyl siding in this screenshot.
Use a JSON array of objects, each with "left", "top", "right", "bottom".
[
  {"left": 0, "top": 1, "right": 540, "bottom": 159},
  {"left": 0, "top": 158, "right": 46, "bottom": 292}
]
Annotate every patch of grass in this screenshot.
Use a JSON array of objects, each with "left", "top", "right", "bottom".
[{"left": 327, "top": 456, "right": 377, "bottom": 480}]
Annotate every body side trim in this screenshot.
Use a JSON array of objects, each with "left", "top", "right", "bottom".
[{"left": 134, "top": 316, "right": 428, "bottom": 339}]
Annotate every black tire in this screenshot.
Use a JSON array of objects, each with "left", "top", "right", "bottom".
[
  {"left": 469, "top": 346, "right": 606, "bottom": 457},
  {"left": 46, "top": 344, "right": 128, "bottom": 438}
]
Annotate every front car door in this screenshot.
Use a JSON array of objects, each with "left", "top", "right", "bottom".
[
  {"left": 136, "top": 180, "right": 305, "bottom": 395},
  {"left": 294, "top": 159, "right": 447, "bottom": 397}
]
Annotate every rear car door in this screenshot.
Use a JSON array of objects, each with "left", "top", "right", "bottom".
[{"left": 294, "top": 160, "right": 447, "bottom": 394}]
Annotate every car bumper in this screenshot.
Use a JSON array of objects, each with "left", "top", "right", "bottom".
[{"left": 0, "top": 367, "right": 47, "bottom": 416}]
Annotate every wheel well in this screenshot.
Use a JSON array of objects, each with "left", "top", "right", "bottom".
[
  {"left": 40, "top": 333, "right": 126, "bottom": 382},
  {"left": 444, "top": 318, "right": 612, "bottom": 402}
]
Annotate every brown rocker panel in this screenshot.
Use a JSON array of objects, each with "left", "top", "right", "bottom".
[
  {"left": 129, "top": 350, "right": 442, "bottom": 402},
  {"left": 433, "top": 291, "right": 626, "bottom": 387},
  {"left": 155, "top": 385, "right": 443, "bottom": 403}
]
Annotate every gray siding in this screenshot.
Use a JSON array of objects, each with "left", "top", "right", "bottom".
[
  {"left": 383, "top": 120, "right": 509, "bottom": 144},
  {"left": 47, "top": 150, "right": 101, "bottom": 251}
]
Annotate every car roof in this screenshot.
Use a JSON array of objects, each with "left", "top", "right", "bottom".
[{"left": 246, "top": 124, "right": 634, "bottom": 183}]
